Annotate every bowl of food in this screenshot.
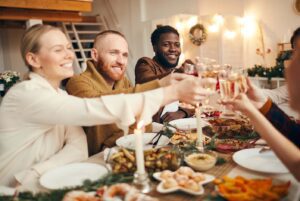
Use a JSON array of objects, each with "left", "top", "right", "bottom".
[
  {"left": 184, "top": 151, "right": 217, "bottom": 171},
  {"left": 106, "top": 146, "right": 182, "bottom": 174}
]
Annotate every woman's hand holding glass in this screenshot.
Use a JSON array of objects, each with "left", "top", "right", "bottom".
[
  {"left": 218, "top": 66, "right": 249, "bottom": 116},
  {"left": 218, "top": 66, "right": 248, "bottom": 99},
  {"left": 163, "top": 76, "right": 215, "bottom": 107}
]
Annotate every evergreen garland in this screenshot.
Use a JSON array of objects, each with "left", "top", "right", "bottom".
[
  {"left": 0, "top": 173, "right": 133, "bottom": 201},
  {"left": 247, "top": 50, "right": 292, "bottom": 80}
]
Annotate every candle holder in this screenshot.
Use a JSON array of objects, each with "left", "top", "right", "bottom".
[
  {"left": 196, "top": 142, "right": 205, "bottom": 153},
  {"left": 133, "top": 171, "right": 152, "bottom": 193}
]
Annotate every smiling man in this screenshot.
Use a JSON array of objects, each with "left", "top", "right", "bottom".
[
  {"left": 66, "top": 30, "right": 164, "bottom": 155},
  {"left": 135, "top": 25, "right": 194, "bottom": 123}
]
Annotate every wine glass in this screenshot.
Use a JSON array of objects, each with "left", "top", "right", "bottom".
[
  {"left": 218, "top": 66, "right": 248, "bottom": 117},
  {"left": 183, "top": 63, "right": 198, "bottom": 76},
  {"left": 196, "top": 62, "right": 217, "bottom": 112}
]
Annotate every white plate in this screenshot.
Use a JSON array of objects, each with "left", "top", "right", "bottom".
[
  {"left": 151, "top": 122, "right": 176, "bottom": 133},
  {"left": 156, "top": 182, "right": 204, "bottom": 195},
  {"left": 153, "top": 172, "right": 215, "bottom": 195},
  {"left": 40, "top": 163, "right": 108, "bottom": 189},
  {"left": 116, "top": 133, "right": 170, "bottom": 150},
  {"left": 169, "top": 118, "right": 209, "bottom": 131},
  {"left": 0, "top": 186, "right": 15, "bottom": 196},
  {"left": 233, "top": 148, "right": 289, "bottom": 174}
]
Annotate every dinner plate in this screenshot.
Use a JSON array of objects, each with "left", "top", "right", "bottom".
[
  {"left": 116, "top": 133, "right": 170, "bottom": 150},
  {"left": 156, "top": 182, "right": 204, "bottom": 195},
  {"left": 151, "top": 122, "right": 176, "bottom": 133},
  {"left": 169, "top": 118, "right": 209, "bottom": 131},
  {"left": 0, "top": 186, "right": 15, "bottom": 196},
  {"left": 40, "top": 163, "right": 108, "bottom": 189},
  {"left": 233, "top": 148, "right": 289, "bottom": 174}
]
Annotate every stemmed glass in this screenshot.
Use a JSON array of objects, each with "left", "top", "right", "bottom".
[
  {"left": 182, "top": 63, "right": 198, "bottom": 76},
  {"left": 218, "top": 65, "right": 248, "bottom": 117},
  {"left": 195, "top": 60, "right": 218, "bottom": 111},
  {"left": 194, "top": 59, "right": 218, "bottom": 151}
]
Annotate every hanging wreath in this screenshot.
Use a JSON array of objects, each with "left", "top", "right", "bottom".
[{"left": 189, "top": 24, "right": 207, "bottom": 46}]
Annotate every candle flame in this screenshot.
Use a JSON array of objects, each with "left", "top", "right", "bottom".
[{"left": 137, "top": 120, "right": 144, "bottom": 129}]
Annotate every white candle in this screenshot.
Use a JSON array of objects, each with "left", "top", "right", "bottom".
[
  {"left": 0, "top": 84, "right": 4, "bottom": 91},
  {"left": 134, "top": 121, "right": 146, "bottom": 175},
  {"left": 122, "top": 126, "right": 128, "bottom": 136},
  {"left": 196, "top": 107, "right": 203, "bottom": 147}
]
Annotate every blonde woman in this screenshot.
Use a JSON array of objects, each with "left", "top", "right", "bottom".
[{"left": 0, "top": 24, "right": 211, "bottom": 188}]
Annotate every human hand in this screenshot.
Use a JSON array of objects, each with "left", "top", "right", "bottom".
[
  {"left": 160, "top": 111, "right": 186, "bottom": 123},
  {"left": 245, "top": 77, "right": 268, "bottom": 109},
  {"left": 158, "top": 73, "right": 192, "bottom": 87},
  {"left": 172, "top": 77, "right": 214, "bottom": 105},
  {"left": 15, "top": 169, "right": 40, "bottom": 192},
  {"left": 220, "top": 93, "right": 257, "bottom": 115}
]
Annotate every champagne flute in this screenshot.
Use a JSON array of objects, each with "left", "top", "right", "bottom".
[
  {"left": 219, "top": 65, "right": 237, "bottom": 117},
  {"left": 179, "top": 63, "right": 198, "bottom": 110},
  {"left": 183, "top": 63, "right": 198, "bottom": 76},
  {"left": 219, "top": 66, "right": 248, "bottom": 117},
  {"left": 196, "top": 62, "right": 217, "bottom": 112}
]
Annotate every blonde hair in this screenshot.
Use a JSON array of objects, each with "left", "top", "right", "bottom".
[{"left": 20, "top": 24, "right": 61, "bottom": 71}]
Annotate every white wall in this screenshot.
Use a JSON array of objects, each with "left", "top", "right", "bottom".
[
  {"left": 0, "top": 28, "right": 27, "bottom": 76},
  {"left": 0, "top": 0, "right": 299, "bottom": 82},
  {"left": 243, "top": 0, "right": 300, "bottom": 68},
  {"left": 0, "top": 31, "right": 4, "bottom": 72},
  {"left": 96, "top": 0, "right": 299, "bottom": 82}
]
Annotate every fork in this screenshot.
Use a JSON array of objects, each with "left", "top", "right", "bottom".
[
  {"left": 259, "top": 146, "right": 271, "bottom": 154},
  {"left": 146, "top": 132, "right": 161, "bottom": 146},
  {"left": 152, "top": 132, "right": 163, "bottom": 148}
]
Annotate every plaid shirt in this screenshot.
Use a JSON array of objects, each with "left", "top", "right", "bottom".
[{"left": 261, "top": 98, "right": 300, "bottom": 148}]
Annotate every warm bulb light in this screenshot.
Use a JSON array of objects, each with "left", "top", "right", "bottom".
[
  {"left": 239, "top": 16, "right": 257, "bottom": 37},
  {"left": 224, "top": 30, "right": 236, "bottom": 39},
  {"left": 187, "top": 16, "right": 198, "bottom": 28},
  {"left": 208, "top": 24, "right": 219, "bottom": 33},
  {"left": 176, "top": 21, "right": 184, "bottom": 31},
  {"left": 213, "top": 14, "right": 224, "bottom": 25}
]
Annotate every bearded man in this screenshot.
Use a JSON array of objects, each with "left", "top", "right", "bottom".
[
  {"left": 135, "top": 25, "right": 194, "bottom": 123},
  {"left": 66, "top": 30, "right": 184, "bottom": 155}
]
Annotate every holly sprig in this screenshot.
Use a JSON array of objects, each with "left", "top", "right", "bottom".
[{"left": 0, "top": 173, "right": 133, "bottom": 201}]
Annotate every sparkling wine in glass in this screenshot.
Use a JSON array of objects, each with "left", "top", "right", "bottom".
[{"left": 183, "top": 63, "right": 198, "bottom": 76}]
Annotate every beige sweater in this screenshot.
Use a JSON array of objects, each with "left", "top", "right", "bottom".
[{"left": 66, "top": 61, "right": 161, "bottom": 155}]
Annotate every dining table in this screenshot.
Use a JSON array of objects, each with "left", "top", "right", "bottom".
[{"left": 86, "top": 146, "right": 300, "bottom": 201}]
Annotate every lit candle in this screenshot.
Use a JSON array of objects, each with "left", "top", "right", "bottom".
[
  {"left": 134, "top": 121, "right": 146, "bottom": 175},
  {"left": 196, "top": 106, "right": 203, "bottom": 148},
  {"left": 0, "top": 84, "right": 4, "bottom": 91}
]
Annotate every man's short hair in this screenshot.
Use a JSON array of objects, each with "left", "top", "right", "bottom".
[
  {"left": 150, "top": 25, "right": 179, "bottom": 46},
  {"left": 93, "top": 30, "right": 126, "bottom": 48},
  {"left": 290, "top": 27, "right": 300, "bottom": 49}
]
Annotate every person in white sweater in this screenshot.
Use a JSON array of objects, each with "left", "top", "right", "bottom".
[{"left": 0, "top": 24, "right": 211, "bottom": 188}]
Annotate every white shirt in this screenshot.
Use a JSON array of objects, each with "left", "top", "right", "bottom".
[{"left": 0, "top": 73, "right": 163, "bottom": 187}]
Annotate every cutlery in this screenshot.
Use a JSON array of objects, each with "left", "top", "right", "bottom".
[
  {"left": 146, "top": 132, "right": 161, "bottom": 146},
  {"left": 152, "top": 132, "right": 163, "bottom": 148},
  {"left": 259, "top": 146, "right": 271, "bottom": 154}
]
